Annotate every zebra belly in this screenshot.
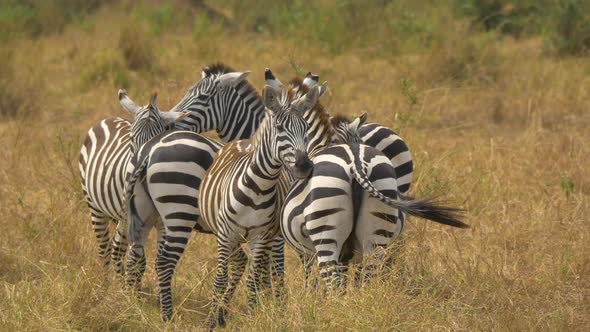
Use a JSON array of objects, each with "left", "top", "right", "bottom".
[{"left": 221, "top": 203, "right": 279, "bottom": 242}]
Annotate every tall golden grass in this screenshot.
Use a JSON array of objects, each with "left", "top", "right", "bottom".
[{"left": 0, "top": 2, "right": 589, "bottom": 331}]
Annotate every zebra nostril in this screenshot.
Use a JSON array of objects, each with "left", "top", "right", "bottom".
[{"left": 294, "top": 150, "right": 313, "bottom": 178}]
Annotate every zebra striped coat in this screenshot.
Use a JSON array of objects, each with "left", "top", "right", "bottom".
[
  {"left": 281, "top": 112, "right": 467, "bottom": 288},
  {"left": 123, "top": 67, "right": 416, "bottom": 320},
  {"left": 79, "top": 63, "right": 258, "bottom": 276},
  {"left": 78, "top": 90, "right": 186, "bottom": 274},
  {"left": 199, "top": 83, "right": 317, "bottom": 329}
]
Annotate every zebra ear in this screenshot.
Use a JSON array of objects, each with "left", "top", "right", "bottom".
[
  {"left": 302, "top": 72, "right": 319, "bottom": 88},
  {"left": 262, "top": 85, "right": 280, "bottom": 115},
  {"left": 149, "top": 92, "right": 158, "bottom": 110},
  {"left": 118, "top": 89, "right": 140, "bottom": 115},
  {"left": 265, "top": 68, "right": 282, "bottom": 91},
  {"left": 159, "top": 111, "right": 189, "bottom": 125},
  {"left": 296, "top": 84, "right": 321, "bottom": 112},
  {"left": 318, "top": 81, "right": 328, "bottom": 98},
  {"left": 215, "top": 71, "right": 251, "bottom": 88},
  {"left": 349, "top": 112, "right": 368, "bottom": 132}
]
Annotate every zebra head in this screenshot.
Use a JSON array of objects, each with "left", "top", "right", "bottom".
[
  {"left": 170, "top": 64, "right": 258, "bottom": 140},
  {"left": 118, "top": 89, "right": 188, "bottom": 154},
  {"left": 261, "top": 84, "right": 322, "bottom": 179},
  {"left": 264, "top": 69, "right": 321, "bottom": 91},
  {"left": 331, "top": 112, "right": 368, "bottom": 144}
]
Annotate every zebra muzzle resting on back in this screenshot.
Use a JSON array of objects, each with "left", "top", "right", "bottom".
[
  {"left": 282, "top": 112, "right": 468, "bottom": 289},
  {"left": 78, "top": 89, "right": 186, "bottom": 276},
  {"left": 199, "top": 81, "right": 322, "bottom": 329}
]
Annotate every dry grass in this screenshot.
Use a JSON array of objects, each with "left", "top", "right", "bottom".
[{"left": 1, "top": 3, "right": 589, "bottom": 331}]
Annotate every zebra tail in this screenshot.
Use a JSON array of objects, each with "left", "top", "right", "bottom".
[
  {"left": 350, "top": 163, "right": 468, "bottom": 228},
  {"left": 125, "top": 156, "right": 150, "bottom": 243}
]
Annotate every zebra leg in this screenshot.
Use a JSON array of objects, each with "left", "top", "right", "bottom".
[
  {"left": 206, "top": 237, "right": 240, "bottom": 329},
  {"left": 216, "top": 246, "right": 248, "bottom": 324},
  {"left": 319, "top": 261, "right": 342, "bottom": 291},
  {"left": 298, "top": 252, "right": 317, "bottom": 289},
  {"left": 126, "top": 215, "right": 158, "bottom": 289},
  {"left": 89, "top": 209, "right": 112, "bottom": 271},
  {"left": 126, "top": 244, "right": 146, "bottom": 289},
  {"left": 111, "top": 222, "right": 129, "bottom": 277},
  {"left": 155, "top": 226, "right": 193, "bottom": 321},
  {"left": 269, "top": 234, "right": 285, "bottom": 301},
  {"left": 246, "top": 238, "right": 272, "bottom": 308}
]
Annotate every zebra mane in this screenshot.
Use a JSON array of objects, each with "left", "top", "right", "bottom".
[
  {"left": 201, "top": 63, "right": 236, "bottom": 77},
  {"left": 330, "top": 114, "right": 351, "bottom": 127},
  {"left": 288, "top": 77, "right": 333, "bottom": 138},
  {"left": 201, "top": 62, "right": 261, "bottom": 103}
]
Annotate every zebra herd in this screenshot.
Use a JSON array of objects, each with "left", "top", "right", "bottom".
[{"left": 78, "top": 63, "right": 467, "bottom": 328}]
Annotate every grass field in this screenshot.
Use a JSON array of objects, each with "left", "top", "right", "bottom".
[{"left": 0, "top": 1, "right": 589, "bottom": 330}]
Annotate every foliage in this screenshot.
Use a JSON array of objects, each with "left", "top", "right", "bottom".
[
  {"left": 0, "top": 0, "right": 103, "bottom": 41},
  {"left": 455, "top": 0, "right": 544, "bottom": 37},
  {"left": 547, "top": 0, "right": 590, "bottom": 55}
]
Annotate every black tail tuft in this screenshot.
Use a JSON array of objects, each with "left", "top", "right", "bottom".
[{"left": 398, "top": 194, "right": 468, "bottom": 228}]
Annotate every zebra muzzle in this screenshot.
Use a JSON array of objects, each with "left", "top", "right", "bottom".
[{"left": 292, "top": 150, "right": 313, "bottom": 179}]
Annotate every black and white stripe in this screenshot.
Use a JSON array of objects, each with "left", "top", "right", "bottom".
[
  {"left": 199, "top": 83, "right": 317, "bottom": 329},
  {"left": 282, "top": 112, "right": 467, "bottom": 288},
  {"left": 122, "top": 67, "right": 417, "bottom": 320},
  {"left": 78, "top": 90, "right": 185, "bottom": 275},
  {"left": 124, "top": 66, "right": 272, "bottom": 321}
]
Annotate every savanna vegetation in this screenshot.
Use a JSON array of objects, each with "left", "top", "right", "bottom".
[{"left": 0, "top": 0, "right": 588, "bottom": 330}]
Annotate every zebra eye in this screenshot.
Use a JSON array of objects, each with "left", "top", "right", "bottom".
[{"left": 276, "top": 124, "right": 284, "bottom": 131}]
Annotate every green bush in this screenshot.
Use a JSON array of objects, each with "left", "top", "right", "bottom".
[
  {"left": 0, "top": 0, "right": 103, "bottom": 41},
  {"left": 219, "top": 0, "right": 449, "bottom": 55},
  {"left": 455, "top": 0, "right": 544, "bottom": 37},
  {"left": 547, "top": 0, "right": 590, "bottom": 56},
  {"left": 133, "top": 1, "right": 186, "bottom": 36}
]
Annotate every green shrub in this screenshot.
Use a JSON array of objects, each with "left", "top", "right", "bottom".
[
  {"left": 455, "top": 0, "right": 544, "bottom": 37},
  {"left": 0, "top": 0, "right": 103, "bottom": 41},
  {"left": 219, "top": 0, "right": 450, "bottom": 56},
  {"left": 547, "top": 0, "right": 590, "bottom": 56},
  {"left": 133, "top": 1, "right": 185, "bottom": 36}
]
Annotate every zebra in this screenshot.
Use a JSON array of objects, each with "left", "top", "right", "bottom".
[
  {"left": 197, "top": 83, "right": 319, "bottom": 329},
  {"left": 331, "top": 112, "right": 368, "bottom": 144},
  {"left": 123, "top": 66, "right": 416, "bottom": 319},
  {"left": 79, "top": 63, "right": 256, "bottom": 276},
  {"left": 122, "top": 70, "right": 321, "bottom": 321},
  {"left": 121, "top": 90, "right": 188, "bottom": 155},
  {"left": 281, "top": 111, "right": 468, "bottom": 288},
  {"left": 78, "top": 89, "right": 186, "bottom": 275}
]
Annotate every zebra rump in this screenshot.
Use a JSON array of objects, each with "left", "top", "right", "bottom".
[{"left": 125, "top": 154, "right": 151, "bottom": 244}]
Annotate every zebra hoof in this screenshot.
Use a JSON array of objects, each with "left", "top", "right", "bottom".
[
  {"left": 205, "top": 309, "right": 226, "bottom": 330},
  {"left": 160, "top": 309, "right": 173, "bottom": 322}
]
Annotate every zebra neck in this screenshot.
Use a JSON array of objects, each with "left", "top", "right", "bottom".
[
  {"left": 249, "top": 119, "right": 282, "bottom": 181},
  {"left": 174, "top": 104, "right": 216, "bottom": 133},
  {"left": 305, "top": 111, "right": 333, "bottom": 157},
  {"left": 217, "top": 102, "right": 265, "bottom": 142}
]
